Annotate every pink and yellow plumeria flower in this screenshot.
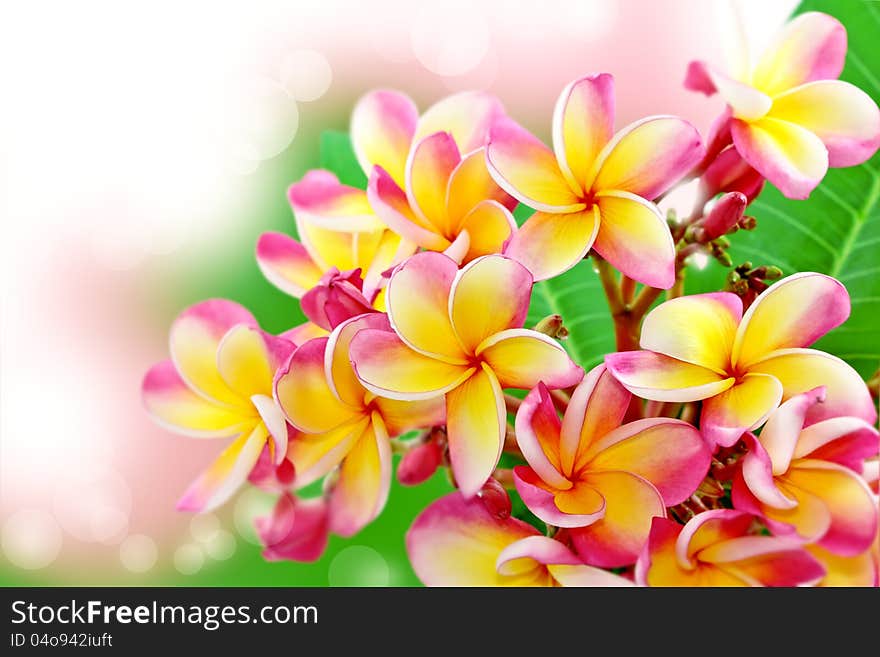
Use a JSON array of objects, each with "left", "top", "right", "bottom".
[
  {"left": 686, "top": 12, "right": 880, "bottom": 199},
  {"left": 514, "top": 365, "right": 710, "bottom": 567},
  {"left": 356, "top": 90, "right": 517, "bottom": 264},
  {"left": 275, "top": 313, "right": 444, "bottom": 536},
  {"left": 635, "top": 510, "right": 825, "bottom": 586},
  {"left": 349, "top": 252, "right": 583, "bottom": 497},
  {"left": 486, "top": 73, "right": 703, "bottom": 286},
  {"left": 406, "top": 492, "right": 632, "bottom": 587},
  {"left": 257, "top": 170, "right": 414, "bottom": 301},
  {"left": 142, "top": 300, "right": 295, "bottom": 512},
  {"left": 606, "top": 272, "right": 876, "bottom": 447},
  {"left": 732, "top": 387, "right": 879, "bottom": 556}
]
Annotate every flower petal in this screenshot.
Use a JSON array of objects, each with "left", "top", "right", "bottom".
[
  {"left": 552, "top": 74, "right": 615, "bottom": 194},
  {"left": 288, "top": 417, "right": 369, "bottom": 487},
  {"left": 478, "top": 329, "right": 583, "bottom": 390},
  {"left": 750, "top": 476, "right": 834, "bottom": 544},
  {"left": 287, "top": 170, "right": 384, "bottom": 232},
  {"left": 752, "top": 12, "right": 847, "bottom": 97},
  {"left": 756, "top": 386, "right": 826, "bottom": 475},
  {"left": 584, "top": 418, "right": 711, "bottom": 506},
  {"left": 705, "top": 67, "right": 772, "bottom": 121},
  {"left": 177, "top": 423, "right": 267, "bottom": 512},
  {"left": 785, "top": 460, "right": 878, "bottom": 556},
  {"left": 142, "top": 360, "right": 253, "bottom": 438},
  {"left": 640, "top": 293, "right": 742, "bottom": 374},
  {"left": 808, "top": 543, "right": 878, "bottom": 587},
  {"left": 385, "top": 251, "right": 467, "bottom": 362},
  {"left": 794, "top": 417, "right": 880, "bottom": 472},
  {"left": 698, "top": 536, "right": 826, "bottom": 586},
  {"left": 362, "top": 230, "right": 416, "bottom": 299},
  {"left": 255, "top": 232, "right": 323, "bottom": 298},
  {"left": 406, "top": 492, "right": 539, "bottom": 587},
  {"left": 275, "top": 337, "right": 361, "bottom": 434},
  {"left": 486, "top": 117, "right": 584, "bottom": 212},
  {"left": 515, "top": 383, "right": 567, "bottom": 488},
  {"left": 373, "top": 396, "right": 446, "bottom": 437},
  {"left": 732, "top": 272, "right": 850, "bottom": 368},
  {"left": 325, "top": 313, "right": 390, "bottom": 407},
  {"left": 737, "top": 433, "right": 799, "bottom": 509},
  {"left": 748, "top": 348, "right": 877, "bottom": 425},
  {"left": 547, "top": 564, "right": 635, "bottom": 587},
  {"left": 770, "top": 81, "right": 880, "bottom": 167},
  {"left": 449, "top": 255, "right": 533, "bottom": 352},
  {"left": 414, "top": 91, "right": 504, "bottom": 155},
  {"left": 170, "top": 300, "right": 259, "bottom": 409},
  {"left": 504, "top": 207, "right": 600, "bottom": 281},
  {"left": 730, "top": 117, "right": 828, "bottom": 199},
  {"left": 700, "top": 372, "right": 783, "bottom": 447},
  {"left": 350, "top": 328, "right": 473, "bottom": 401},
  {"left": 405, "top": 131, "right": 461, "bottom": 234},
  {"left": 457, "top": 200, "right": 516, "bottom": 262},
  {"left": 258, "top": 493, "right": 329, "bottom": 563},
  {"left": 676, "top": 509, "right": 754, "bottom": 569},
  {"left": 446, "top": 364, "right": 506, "bottom": 497},
  {"left": 593, "top": 190, "right": 675, "bottom": 289},
  {"left": 446, "top": 148, "right": 516, "bottom": 229},
  {"left": 604, "top": 351, "right": 733, "bottom": 402},
  {"left": 366, "top": 166, "right": 450, "bottom": 250},
  {"left": 570, "top": 471, "right": 665, "bottom": 568},
  {"left": 351, "top": 90, "right": 418, "bottom": 187},
  {"left": 217, "top": 325, "right": 294, "bottom": 400},
  {"left": 590, "top": 116, "right": 704, "bottom": 200},
  {"left": 329, "top": 412, "right": 392, "bottom": 537},
  {"left": 559, "top": 365, "right": 631, "bottom": 476},
  {"left": 513, "top": 466, "right": 603, "bottom": 528}
]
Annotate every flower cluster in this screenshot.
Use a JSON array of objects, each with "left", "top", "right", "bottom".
[{"left": 144, "top": 12, "right": 880, "bottom": 586}]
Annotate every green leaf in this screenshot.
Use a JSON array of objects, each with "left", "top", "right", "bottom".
[
  {"left": 688, "top": 0, "right": 880, "bottom": 378},
  {"left": 320, "top": 130, "right": 367, "bottom": 188}
]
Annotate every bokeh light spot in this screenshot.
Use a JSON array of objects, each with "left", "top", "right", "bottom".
[
  {"left": 280, "top": 49, "right": 333, "bottom": 102},
  {"left": 119, "top": 534, "right": 158, "bottom": 573},
  {"left": 1, "top": 509, "right": 62, "bottom": 570},
  {"left": 328, "top": 545, "right": 391, "bottom": 587},
  {"left": 173, "top": 543, "right": 205, "bottom": 575}
]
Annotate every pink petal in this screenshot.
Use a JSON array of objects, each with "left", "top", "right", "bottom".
[
  {"left": 794, "top": 417, "right": 880, "bottom": 473},
  {"left": 757, "top": 386, "right": 826, "bottom": 475},
  {"left": 515, "top": 383, "right": 569, "bottom": 489},
  {"left": 590, "top": 115, "right": 705, "bottom": 200},
  {"left": 414, "top": 91, "right": 505, "bottom": 155},
  {"left": 367, "top": 166, "right": 450, "bottom": 250},
  {"left": 255, "top": 232, "right": 323, "bottom": 298},
  {"left": 593, "top": 190, "right": 675, "bottom": 289},
  {"left": 486, "top": 116, "right": 584, "bottom": 212},
  {"left": 446, "top": 365, "right": 506, "bottom": 498},
  {"left": 684, "top": 60, "right": 717, "bottom": 95},
  {"left": 738, "top": 433, "right": 798, "bottom": 509},
  {"left": 604, "top": 351, "right": 733, "bottom": 403},
  {"left": 504, "top": 207, "right": 600, "bottom": 281},
  {"left": 258, "top": 493, "right": 329, "bottom": 563},
  {"left": 287, "top": 169, "right": 382, "bottom": 232},
  {"left": 733, "top": 272, "right": 850, "bottom": 368},
  {"left": 405, "top": 131, "right": 461, "bottom": 234},
  {"left": 700, "top": 372, "right": 783, "bottom": 447},
  {"left": 730, "top": 117, "right": 828, "bottom": 200},
  {"left": 552, "top": 74, "right": 615, "bottom": 194},
  {"left": 351, "top": 89, "right": 418, "bottom": 187},
  {"left": 513, "top": 466, "right": 603, "bottom": 528},
  {"left": 216, "top": 325, "right": 295, "bottom": 400},
  {"left": 559, "top": 364, "right": 630, "bottom": 476}
]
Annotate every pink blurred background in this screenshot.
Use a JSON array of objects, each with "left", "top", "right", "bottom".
[{"left": 0, "top": 0, "right": 797, "bottom": 582}]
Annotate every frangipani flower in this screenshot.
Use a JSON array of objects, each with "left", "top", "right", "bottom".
[
  {"left": 406, "top": 493, "right": 633, "bottom": 587},
  {"left": 635, "top": 510, "right": 825, "bottom": 586},
  {"left": 257, "top": 170, "right": 414, "bottom": 300},
  {"left": 256, "top": 492, "right": 329, "bottom": 563},
  {"left": 142, "top": 300, "right": 295, "bottom": 512},
  {"left": 275, "top": 313, "right": 444, "bottom": 536},
  {"left": 349, "top": 252, "right": 583, "bottom": 496},
  {"left": 486, "top": 73, "right": 704, "bottom": 285},
  {"left": 732, "top": 387, "right": 879, "bottom": 555},
  {"left": 300, "top": 267, "right": 377, "bottom": 331},
  {"left": 606, "top": 272, "right": 876, "bottom": 447},
  {"left": 514, "top": 365, "right": 711, "bottom": 567},
  {"left": 686, "top": 12, "right": 880, "bottom": 199},
  {"left": 355, "top": 90, "right": 517, "bottom": 264}
]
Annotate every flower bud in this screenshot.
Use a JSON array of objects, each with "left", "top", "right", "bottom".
[
  {"left": 397, "top": 440, "right": 443, "bottom": 486},
  {"left": 301, "top": 267, "right": 375, "bottom": 331},
  {"left": 697, "top": 192, "right": 747, "bottom": 241},
  {"left": 256, "top": 493, "right": 329, "bottom": 563},
  {"left": 700, "top": 146, "right": 765, "bottom": 203},
  {"left": 533, "top": 314, "right": 568, "bottom": 339},
  {"left": 477, "top": 478, "right": 511, "bottom": 519},
  {"left": 249, "top": 439, "right": 297, "bottom": 491}
]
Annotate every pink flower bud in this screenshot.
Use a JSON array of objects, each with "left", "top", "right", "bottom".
[
  {"left": 300, "top": 267, "right": 375, "bottom": 330},
  {"left": 477, "top": 478, "right": 511, "bottom": 519},
  {"left": 701, "top": 146, "right": 765, "bottom": 203},
  {"left": 256, "top": 492, "right": 329, "bottom": 563},
  {"left": 248, "top": 439, "right": 297, "bottom": 491},
  {"left": 698, "top": 192, "right": 747, "bottom": 241},
  {"left": 397, "top": 440, "right": 443, "bottom": 486}
]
